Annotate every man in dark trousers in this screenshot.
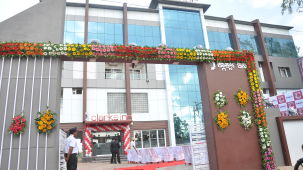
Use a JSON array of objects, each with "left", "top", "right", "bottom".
[
  {"left": 110, "top": 138, "right": 121, "bottom": 164},
  {"left": 64, "top": 128, "right": 79, "bottom": 170}
]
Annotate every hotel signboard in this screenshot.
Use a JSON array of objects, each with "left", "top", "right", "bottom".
[{"left": 85, "top": 113, "right": 132, "bottom": 123}]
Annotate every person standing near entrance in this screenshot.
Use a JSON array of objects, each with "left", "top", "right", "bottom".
[
  {"left": 64, "top": 128, "right": 79, "bottom": 170},
  {"left": 131, "top": 138, "right": 137, "bottom": 152},
  {"left": 110, "top": 138, "right": 121, "bottom": 164}
]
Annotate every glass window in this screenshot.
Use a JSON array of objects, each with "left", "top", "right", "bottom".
[
  {"left": 74, "top": 21, "right": 85, "bottom": 32},
  {"left": 168, "top": 65, "right": 203, "bottom": 145},
  {"left": 278, "top": 67, "right": 291, "bottom": 78},
  {"left": 133, "top": 129, "right": 166, "bottom": 149},
  {"left": 208, "top": 31, "right": 234, "bottom": 50},
  {"left": 65, "top": 21, "right": 75, "bottom": 32},
  {"left": 64, "top": 32, "right": 75, "bottom": 44},
  {"left": 238, "top": 34, "right": 261, "bottom": 55},
  {"left": 107, "top": 93, "right": 126, "bottom": 114},
  {"left": 131, "top": 93, "right": 149, "bottom": 113},
  {"left": 64, "top": 20, "right": 85, "bottom": 44},
  {"left": 142, "top": 130, "right": 150, "bottom": 148},
  {"left": 88, "top": 22, "right": 98, "bottom": 33},
  {"left": 87, "top": 21, "right": 123, "bottom": 45},
  {"left": 150, "top": 130, "right": 158, "bottom": 147},
  {"left": 134, "top": 131, "right": 142, "bottom": 148},
  {"left": 163, "top": 8, "right": 205, "bottom": 48},
  {"left": 72, "top": 88, "right": 82, "bottom": 95},
  {"left": 107, "top": 92, "right": 148, "bottom": 114},
  {"left": 158, "top": 130, "right": 165, "bottom": 147},
  {"left": 128, "top": 24, "right": 161, "bottom": 46},
  {"left": 105, "top": 69, "right": 123, "bottom": 80},
  {"left": 264, "top": 37, "right": 298, "bottom": 58}
]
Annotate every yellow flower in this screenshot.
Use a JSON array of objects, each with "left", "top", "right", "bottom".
[
  {"left": 42, "top": 129, "right": 46, "bottom": 133},
  {"left": 37, "top": 121, "right": 44, "bottom": 125},
  {"left": 41, "top": 117, "right": 46, "bottom": 122},
  {"left": 47, "top": 125, "right": 53, "bottom": 130},
  {"left": 72, "top": 48, "right": 76, "bottom": 51},
  {"left": 38, "top": 126, "right": 44, "bottom": 130}
]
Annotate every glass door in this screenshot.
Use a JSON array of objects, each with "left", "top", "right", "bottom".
[{"left": 92, "top": 131, "right": 121, "bottom": 156}]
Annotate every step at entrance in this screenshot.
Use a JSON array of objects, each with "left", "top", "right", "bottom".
[{"left": 82, "top": 155, "right": 128, "bottom": 163}]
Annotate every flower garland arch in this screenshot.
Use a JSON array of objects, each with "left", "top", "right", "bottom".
[{"left": 0, "top": 42, "right": 275, "bottom": 169}]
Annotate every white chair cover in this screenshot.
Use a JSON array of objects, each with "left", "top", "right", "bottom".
[{"left": 127, "top": 146, "right": 200, "bottom": 164}]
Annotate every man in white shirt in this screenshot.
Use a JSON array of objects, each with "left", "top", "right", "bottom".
[
  {"left": 131, "top": 138, "right": 136, "bottom": 150},
  {"left": 131, "top": 138, "right": 138, "bottom": 154},
  {"left": 64, "top": 128, "right": 79, "bottom": 170}
]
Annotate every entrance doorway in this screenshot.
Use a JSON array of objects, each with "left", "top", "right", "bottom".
[{"left": 92, "top": 131, "right": 122, "bottom": 156}]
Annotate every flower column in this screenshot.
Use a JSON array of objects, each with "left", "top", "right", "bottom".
[{"left": 246, "top": 52, "right": 276, "bottom": 170}]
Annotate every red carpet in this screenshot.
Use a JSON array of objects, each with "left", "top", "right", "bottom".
[{"left": 115, "top": 161, "right": 186, "bottom": 170}]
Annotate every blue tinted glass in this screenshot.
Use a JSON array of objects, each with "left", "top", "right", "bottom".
[
  {"left": 105, "top": 23, "right": 115, "bottom": 35},
  {"left": 128, "top": 25, "right": 161, "bottom": 47},
  {"left": 238, "top": 34, "right": 260, "bottom": 54},
  {"left": 115, "top": 36, "right": 123, "bottom": 45},
  {"left": 64, "top": 32, "right": 74, "bottom": 44},
  {"left": 144, "top": 26, "right": 153, "bottom": 37},
  {"left": 163, "top": 8, "right": 204, "bottom": 48},
  {"left": 88, "top": 33, "right": 98, "bottom": 43},
  {"left": 129, "top": 25, "right": 136, "bottom": 36},
  {"left": 168, "top": 64, "right": 204, "bottom": 145},
  {"left": 128, "top": 36, "right": 136, "bottom": 44},
  {"left": 264, "top": 37, "right": 297, "bottom": 58},
  {"left": 88, "top": 22, "right": 98, "bottom": 33},
  {"left": 136, "top": 25, "right": 144, "bottom": 36},
  {"left": 115, "top": 24, "right": 123, "bottom": 36},
  {"left": 98, "top": 22, "right": 105, "bottom": 34},
  {"left": 65, "top": 21, "right": 74, "bottom": 32},
  {"left": 74, "top": 32, "right": 84, "bottom": 43},
  {"left": 115, "top": 24, "right": 123, "bottom": 35},
  {"left": 104, "top": 34, "right": 115, "bottom": 44},
  {"left": 153, "top": 27, "right": 160, "bottom": 37},
  {"left": 208, "top": 31, "right": 233, "bottom": 50},
  {"left": 74, "top": 21, "right": 84, "bottom": 32},
  {"left": 98, "top": 34, "right": 105, "bottom": 43}
]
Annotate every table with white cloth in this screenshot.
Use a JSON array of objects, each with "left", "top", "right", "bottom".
[{"left": 127, "top": 146, "right": 201, "bottom": 164}]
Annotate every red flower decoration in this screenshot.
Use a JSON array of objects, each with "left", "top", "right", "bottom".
[{"left": 8, "top": 114, "right": 26, "bottom": 136}]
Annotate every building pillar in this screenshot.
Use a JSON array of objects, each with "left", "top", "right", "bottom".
[
  {"left": 252, "top": 19, "right": 277, "bottom": 96},
  {"left": 82, "top": 0, "right": 89, "bottom": 156},
  {"left": 199, "top": 9, "right": 210, "bottom": 49},
  {"left": 227, "top": 15, "right": 240, "bottom": 51},
  {"left": 158, "top": 4, "right": 166, "bottom": 45},
  {"left": 123, "top": 3, "right": 132, "bottom": 118}
]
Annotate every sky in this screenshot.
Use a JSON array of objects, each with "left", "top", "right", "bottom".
[{"left": 0, "top": 0, "right": 302, "bottom": 56}]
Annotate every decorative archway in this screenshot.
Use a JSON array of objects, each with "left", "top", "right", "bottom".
[{"left": 83, "top": 124, "right": 131, "bottom": 156}]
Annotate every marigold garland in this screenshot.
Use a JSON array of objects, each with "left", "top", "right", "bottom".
[
  {"left": 0, "top": 42, "right": 276, "bottom": 169},
  {"left": 0, "top": 42, "right": 250, "bottom": 63},
  {"left": 234, "top": 89, "right": 250, "bottom": 107},
  {"left": 247, "top": 56, "right": 276, "bottom": 169},
  {"left": 214, "top": 111, "right": 230, "bottom": 131},
  {"left": 8, "top": 114, "right": 26, "bottom": 136},
  {"left": 35, "top": 109, "right": 57, "bottom": 134}
]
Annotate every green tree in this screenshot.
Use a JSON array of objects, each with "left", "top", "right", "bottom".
[
  {"left": 173, "top": 113, "right": 190, "bottom": 144},
  {"left": 281, "top": 0, "right": 303, "bottom": 14}
]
